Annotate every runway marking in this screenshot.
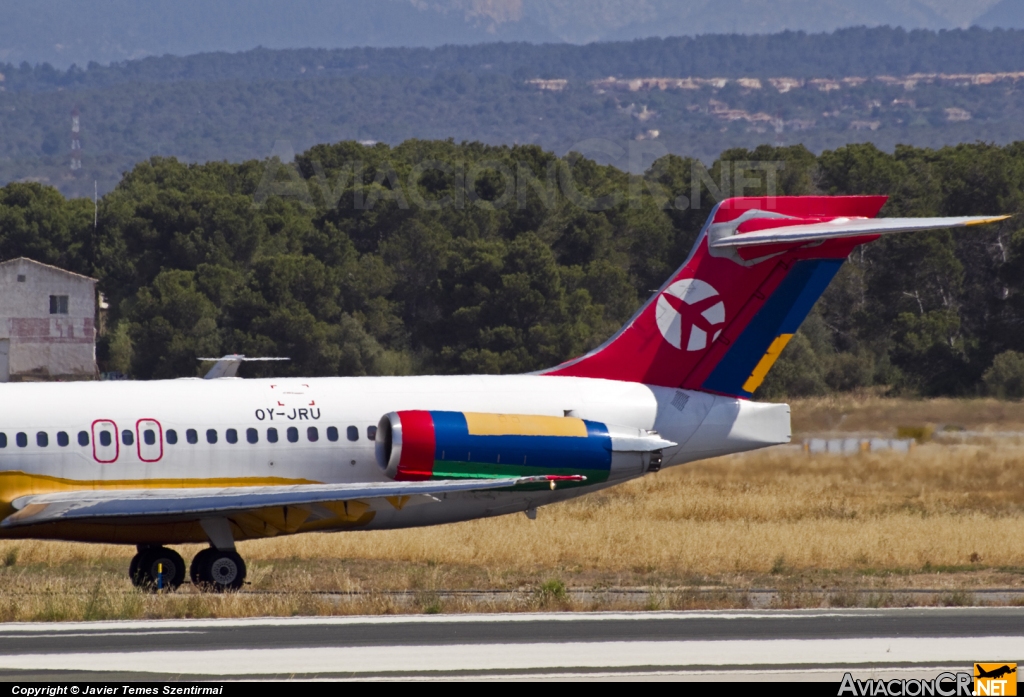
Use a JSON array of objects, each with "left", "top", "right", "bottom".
[
  {"left": 0, "top": 637, "right": 1019, "bottom": 675},
  {"left": 0, "top": 608, "right": 1005, "bottom": 634},
  {"left": 0, "top": 631, "right": 202, "bottom": 639},
  {"left": 331, "top": 666, "right": 971, "bottom": 682}
]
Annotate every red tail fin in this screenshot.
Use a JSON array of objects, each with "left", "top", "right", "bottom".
[
  {"left": 544, "top": 195, "right": 1004, "bottom": 396},
  {"left": 543, "top": 195, "right": 888, "bottom": 398}
]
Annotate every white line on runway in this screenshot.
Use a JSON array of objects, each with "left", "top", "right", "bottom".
[
  {"left": 0, "top": 637, "right": 1019, "bottom": 675},
  {"left": 0, "top": 631, "right": 202, "bottom": 639},
  {"left": 0, "top": 608, "right": 1001, "bottom": 634},
  {"left": 334, "top": 667, "right": 965, "bottom": 682}
]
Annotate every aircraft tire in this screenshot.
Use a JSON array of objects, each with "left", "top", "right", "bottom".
[
  {"left": 131, "top": 547, "right": 186, "bottom": 591},
  {"left": 192, "top": 548, "right": 246, "bottom": 592},
  {"left": 189, "top": 548, "right": 214, "bottom": 587},
  {"left": 128, "top": 552, "right": 142, "bottom": 585}
]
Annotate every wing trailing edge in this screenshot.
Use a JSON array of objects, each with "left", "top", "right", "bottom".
[{"left": 2, "top": 476, "right": 583, "bottom": 528}]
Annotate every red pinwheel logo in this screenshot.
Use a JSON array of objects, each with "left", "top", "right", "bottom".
[{"left": 655, "top": 278, "right": 726, "bottom": 351}]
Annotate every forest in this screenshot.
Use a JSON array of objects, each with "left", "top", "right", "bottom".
[
  {"left": 4, "top": 26, "right": 1024, "bottom": 200},
  {"left": 1, "top": 137, "right": 1022, "bottom": 398},
  {"left": 5, "top": 26, "right": 1024, "bottom": 90}
]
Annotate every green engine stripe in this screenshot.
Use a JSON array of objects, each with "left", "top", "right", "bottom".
[{"left": 432, "top": 460, "right": 609, "bottom": 485}]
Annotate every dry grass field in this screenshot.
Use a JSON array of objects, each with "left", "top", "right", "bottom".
[
  {"left": 1, "top": 397, "right": 1023, "bottom": 619},
  {"left": 789, "top": 395, "right": 1024, "bottom": 434}
]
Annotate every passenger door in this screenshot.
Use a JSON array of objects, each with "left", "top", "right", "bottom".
[{"left": 135, "top": 419, "right": 163, "bottom": 462}]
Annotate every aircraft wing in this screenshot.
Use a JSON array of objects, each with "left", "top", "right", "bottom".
[
  {"left": 711, "top": 215, "right": 1009, "bottom": 249},
  {"left": 1, "top": 476, "right": 580, "bottom": 528}
]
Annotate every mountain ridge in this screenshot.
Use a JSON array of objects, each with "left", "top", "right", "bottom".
[{"left": 0, "top": 0, "right": 1010, "bottom": 68}]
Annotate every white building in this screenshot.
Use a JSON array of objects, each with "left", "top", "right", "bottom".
[{"left": 0, "top": 258, "right": 97, "bottom": 382}]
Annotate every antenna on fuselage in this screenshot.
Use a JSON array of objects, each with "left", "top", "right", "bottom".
[{"left": 198, "top": 355, "right": 290, "bottom": 379}]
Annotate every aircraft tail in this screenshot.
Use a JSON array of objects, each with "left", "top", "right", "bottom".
[{"left": 543, "top": 196, "right": 1006, "bottom": 398}]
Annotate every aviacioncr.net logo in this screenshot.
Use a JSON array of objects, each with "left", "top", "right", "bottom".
[{"left": 655, "top": 278, "right": 726, "bottom": 351}]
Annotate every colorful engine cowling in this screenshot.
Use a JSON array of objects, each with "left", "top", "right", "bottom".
[{"left": 374, "top": 411, "right": 674, "bottom": 484}]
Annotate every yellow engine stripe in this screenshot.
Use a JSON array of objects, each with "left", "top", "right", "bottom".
[
  {"left": 464, "top": 412, "right": 588, "bottom": 437},
  {"left": 742, "top": 334, "right": 794, "bottom": 394}
]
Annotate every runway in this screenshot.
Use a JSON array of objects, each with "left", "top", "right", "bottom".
[{"left": 0, "top": 608, "right": 1021, "bottom": 680}]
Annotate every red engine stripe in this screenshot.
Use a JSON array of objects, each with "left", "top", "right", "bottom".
[{"left": 396, "top": 410, "right": 436, "bottom": 481}]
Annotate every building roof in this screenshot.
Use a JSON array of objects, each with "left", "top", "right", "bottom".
[{"left": 0, "top": 257, "right": 97, "bottom": 283}]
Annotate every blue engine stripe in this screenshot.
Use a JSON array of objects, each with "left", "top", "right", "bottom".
[
  {"left": 430, "top": 411, "right": 469, "bottom": 438},
  {"left": 701, "top": 259, "right": 844, "bottom": 398},
  {"left": 429, "top": 411, "right": 612, "bottom": 471}
]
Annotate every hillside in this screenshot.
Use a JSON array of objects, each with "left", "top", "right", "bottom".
[
  {"left": 975, "top": 0, "right": 1024, "bottom": 28},
  {"left": 3, "top": 28, "right": 1024, "bottom": 199},
  {"left": 0, "top": 0, "right": 1012, "bottom": 68}
]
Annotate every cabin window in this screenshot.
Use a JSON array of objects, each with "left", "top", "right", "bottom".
[
  {"left": 347, "top": 426, "right": 359, "bottom": 442},
  {"left": 99, "top": 431, "right": 111, "bottom": 447},
  {"left": 307, "top": 427, "right": 319, "bottom": 442},
  {"left": 16, "top": 275, "right": 25, "bottom": 282},
  {"left": 15, "top": 433, "right": 26, "bottom": 448},
  {"left": 367, "top": 425, "right": 377, "bottom": 441},
  {"left": 36, "top": 432, "right": 48, "bottom": 447},
  {"left": 186, "top": 429, "right": 198, "bottom": 444},
  {"left": 48, "top": 295, "right": 69, "bottom": 315},
  {"left": 166, "top": 429, "right": 178, "bottom": 445},
  {"left": 286, "top": 427, "right": 298, "bottom": 443},
  {"left": 267, "top": 427, "right": 279, "bottom": 443},
  {"left": 206, "top": 429, "right": 218, "bottom": 444},
  {"left": 225, "top": 428, "right": 238, "bottom": 444},
  {"left": 57, "top": 431, "right": 69, "bottom": 447},
  {"left": 326, "top": 426, "right": 339, "bottom": 442},
  {"left": 246, "top": 428, "right": 258, "bottom": 444},
  {"left": 122, "top": 430, "right": 134, "bottom": 446},
  {"left": 78, "top": 431, "right": 89, "bottom": 446},
  {"left": 0, "top": 433, "right": 6, "bottom": 448},
  {"left": 143, "top": 429, "right": 156, "bottom": 446}
]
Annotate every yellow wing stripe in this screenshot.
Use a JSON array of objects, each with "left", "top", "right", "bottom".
[
  {"left": 742, "top": 334, "right": 794, "bottom": 394},
  {"left": 0, "top": 471, "right": 318, "bottom": 512},
  {"left": 464, "top": 412, "right": 588, "bottom": 437}
]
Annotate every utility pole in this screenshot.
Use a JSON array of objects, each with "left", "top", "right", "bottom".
[{"left": 70, "top": 107, "right": 82, "bottom": 171}]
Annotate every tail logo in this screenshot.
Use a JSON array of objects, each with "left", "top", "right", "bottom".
[{"left": 655, "top": 278, "right": 726, "bottom": 351}]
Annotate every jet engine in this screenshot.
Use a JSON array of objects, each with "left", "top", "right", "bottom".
[{"left": 375, "top": 411, "right": 674, "bottom": 484}]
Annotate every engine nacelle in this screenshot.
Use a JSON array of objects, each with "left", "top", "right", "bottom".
[{"left": 375, "top": 411, "right": 674, "bottom": 483}]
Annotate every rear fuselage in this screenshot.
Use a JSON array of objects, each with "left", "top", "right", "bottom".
[{"left": 0, "top": 375, "right": 790, "bottom": 544}]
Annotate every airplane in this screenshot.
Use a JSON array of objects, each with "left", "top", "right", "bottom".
[
  {"left": 976, "top": 665, "right": 1017, "bottom": 680},
  {"left": 0, "top": 195, "right": 1007, "bottom": 592}
]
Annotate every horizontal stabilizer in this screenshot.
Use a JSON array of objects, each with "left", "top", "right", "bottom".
[
  {"left": 199, "top": 355, "right": 290, "bottom": 379},
  {"left": 711, "top": 215, "right": 1009, "bottom": 249},
  {"left": 2, "top": 476, "right": 583, "bottom": 528}
]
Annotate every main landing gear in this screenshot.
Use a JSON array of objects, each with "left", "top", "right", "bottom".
[
  {"left": 129, "top": 545, "right": 186, "bottom": 591},
  {"left": 190, "top": 547, "right": 247, "bottom": 592},
  {"left": 129, "top": 545, "right": 247, "bottom": 592}
]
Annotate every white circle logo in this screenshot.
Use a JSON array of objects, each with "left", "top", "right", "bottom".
[{"left": 655, "top": 279, "right": 726, "bottom": 351}]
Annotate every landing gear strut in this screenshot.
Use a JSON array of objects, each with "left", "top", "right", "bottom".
[
  {"left": 190, "top": 547, "right": 247, "bottom": 592},
  {"left": 129, "top": 545, "right": 186, "bottom": 591}
]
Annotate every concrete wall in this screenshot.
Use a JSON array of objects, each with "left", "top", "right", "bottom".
[{"left": 0, "top": 259, "right": 96, "bottom": 381}]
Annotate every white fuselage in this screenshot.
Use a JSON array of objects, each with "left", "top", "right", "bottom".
[{"left": 0, "top": 375, "right": 790, "bottom": 543}]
